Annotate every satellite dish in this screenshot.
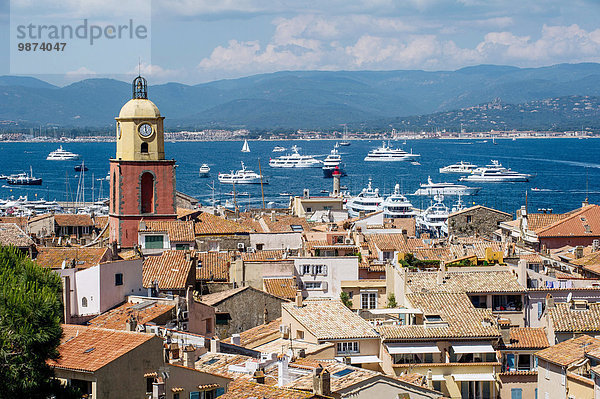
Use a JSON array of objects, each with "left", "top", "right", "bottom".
[{"left": 567, "top": 292, "right": 573, "bottom": 303}]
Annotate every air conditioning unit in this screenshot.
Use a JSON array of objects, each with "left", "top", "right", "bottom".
[
  {"left": 181, "top": 311, "right": 189, "bottom": 320},
  {"left": 237, "top": 242, "right": 245, "bottom": 250},
  {"left": 180, "top": 322, "right": 189, "bottom": 331},
  {"left": 345, "top": 237, "right": 353, "bottom": 244}
]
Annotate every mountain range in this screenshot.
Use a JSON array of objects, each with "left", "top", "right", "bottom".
[{"left": 1, "top": 63, "right": 600, "bottom": 131}]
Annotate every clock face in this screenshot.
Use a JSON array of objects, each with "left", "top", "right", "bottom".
[{"left": 138, "top": 123, "right": 153, "bottom": 138}]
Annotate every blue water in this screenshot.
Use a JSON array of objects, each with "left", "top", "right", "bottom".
[{"left": 0, "top": 138, "right": 598, "bottom": 215}]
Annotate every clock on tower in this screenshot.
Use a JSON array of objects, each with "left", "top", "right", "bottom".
[{"left": 109, "top": 76, "right": 177, "bottom": 248}]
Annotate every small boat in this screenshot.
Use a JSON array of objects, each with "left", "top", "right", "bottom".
[
  {"left": 46, "top": 146, "right": 79, "bottom": 160},
  {"left": 320, "top": 189, "right": 329, "bottom": 194},
  {"left": 199, "top": 164, "right": 210, "bottom": 177},
  {"left": 272, "top": 146, "right": 286, "bottom": 152},
  {"left": 279, "top": 192, "right": 292, "bottom": 196},
  {"left": 339, "top": 141, "right": 351, "bottom": 146},
  {"left": 241, "top": 139, "right": 250, "bottom": 153},
  {"left": 0, "top": 175, "right": 8, "bottom": 180},
  {"left": 411, "top": 161, "right": 421, "bottom": 166},
  {"left": 7, "top": 167, "right": 42, "bottom": 185},
  {"left": 225, "top": 191, "right": 250, "bottom": 197},
  {"left": 74, "top": 162, "right": 88, "bottom": 172}
]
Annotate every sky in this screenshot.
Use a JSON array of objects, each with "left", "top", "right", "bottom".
[{"left": 1, "top": 0, "right": 600, "bottom": 85}]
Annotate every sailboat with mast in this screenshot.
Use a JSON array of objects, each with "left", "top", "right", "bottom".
[{"left": 241, "top": 139, "right": 250, "bottom": 153}]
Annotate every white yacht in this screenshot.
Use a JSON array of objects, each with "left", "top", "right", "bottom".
[
  {"left": 269, "top": 145, "right": 322, "bottom": 168},
  {"left": 272, "top": 146, "right": 286, "bottom": 152},
  {"left": 322, "top": 143, "right": 346, "bottom": 177},
  {"left": 364, "top": 141, "right": 420, "bottom": 162},
  {"left": 439, "top": 161, "right": 478, "bottom": 174},
  {"left": 199, "top": 164, "right": 210, "bottom": 177},
  {"left": 417, "top": 195, "right": 450, "bottom": 238},
  {"left": 46, "top": 146, "right": 80, "bottom": 160},
  {"left": 345, "top": 178, "right": 383, "bottom": 217},
  {"left": 413, "top": 176, "right": 480, "bottom": 196},
  {"left": 460, "top": 160, "right": 531, "bottom": 182},
  {"left": 241, "top": 140, "right": 250, "bottom": 153},
  {"left": 218, "top": 162, "right": 267, "bottom": 184},
  {"left": 382, "top": 184, "right": 417, "bottom": 219}
]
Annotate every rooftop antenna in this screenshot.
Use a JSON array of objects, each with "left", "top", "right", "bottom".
[{"left": 138, "top": 57, "right": 141, "bottom": 76}]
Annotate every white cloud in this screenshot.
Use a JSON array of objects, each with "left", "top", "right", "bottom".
[
  {"left": 65, "top": 66, "right": 97, "bottom": 76},
  {"left": 126, "top": 62, "right": 183, "bottom": 80}
]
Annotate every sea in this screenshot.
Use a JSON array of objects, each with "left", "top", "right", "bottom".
[{"left": 0, "top": 138, "right": 599, "bottom": 216}]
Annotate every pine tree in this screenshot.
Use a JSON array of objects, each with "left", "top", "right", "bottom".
[{"left": 0, "top": 245, "right": 75, "bottom": 398}]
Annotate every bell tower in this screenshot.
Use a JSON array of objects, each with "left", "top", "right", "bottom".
[{"left": 109, "top": 76, "right": 177, "bottom": 248}]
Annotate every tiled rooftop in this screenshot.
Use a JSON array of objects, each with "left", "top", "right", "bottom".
[
  {"left": 550, "top": 302, "right": 600, "bottom": 333},
  {"left": 528, "top": 213, "right": 569, "bottom": 232},
  {"left": 0, "top": 222, "right": 34, "bottom": 247},
  {"left": 196, "top": 251, "right": 231, "bottom": 281},
  {"left": 220, "top": 378, "right": 318, "bottom": 399},
  {"left": 222, "top": 317, "right": 282, "bottom": 348},
  {"left": 0, "top": 216, "right": 27, "bottom": 230},
  {"left": 507, "top": 327, "right": 549, "bottom": 349},
  {"left": 194, "top": 352, "right": 254, "bottom": 378},
  {"left": 365, "top": 233, "right": 409, "bottom": 252},
  {"left": 282, "top": 299, "right": 379, "bottom": 340},
  {"left": 450, "top": 205, "right": 511, "bottom": 218},
  {"left": 195, "top": 212, "right": 252, "bottom": 235},
  {"left": 48, "top": 324, "right": 155, "bottom": 372},
  {"left": 140, "top": 220, "right": 195, "bottom": 242},
  {"left": 536, "top": 205, "right": 600, "bottom": 237},
  {"left": 87, "top": 301, "right": 175, "bottom": 330},
  {"left": 405, "top": 270, "right": 525, "bottom": 294},
  {"left": 54, "top": 214, "right": 94, "bottom": 227},
  {"left": 536, "top": 335, "right": 600, "bottom": 367},
  {"left": 35, "top": 246, "right": 109, "bottom": 269},
  {"left": 377, "top": 292, "right": 500, "bottom": 340},
  {"left": 240, "top": 249, "right": 286, "bottom": 261},
  {"left": 263, "top": 277, "right": 297, "bottom": 300},
  {"left": 199, "top": 286, "right": 248, "bottom": 306},
  {"left": 142, "top": 250, "right": 194, "bottom": 290}
]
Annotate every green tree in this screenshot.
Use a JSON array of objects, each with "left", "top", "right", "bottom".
[
  {"left": 0, "top": 246, "right": 74, "bottom": 398},
  {"left": 340, "top": 291, "right": 353, "bottom": 309},
  {"left": 386, "top": 293, "right": 398, "bottom": 308}
]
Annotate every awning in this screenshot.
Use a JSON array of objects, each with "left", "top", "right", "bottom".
[
  {"left": 335, "top": 355, "right": 381, "bottom": 364},
  {"left": 453, "top": 373, "right": 496, "bottom": 382},
  {"left": 367, "top": 308, "right": 423, "bottom": 315},
  {"left": 386, "top": 343, "right": 441, "bottom": 354},
  {"left": 451, "top": 343, "right": 495, "bottom": 354}
]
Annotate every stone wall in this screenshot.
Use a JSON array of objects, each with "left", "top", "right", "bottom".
[{"left": 448, "top": 207, "right": 512, "bottom": 239}]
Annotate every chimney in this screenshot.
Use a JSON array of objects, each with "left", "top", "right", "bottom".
[
  {"left": 125, "top": 315, "right": 137, "bottom": 331},
  {"left": 436, "top": 262, "right": 446, "bottom": 285},
  {"left": 312, "top": 365, "right": 331, "bottom": 396},
  {"left": 253, "top": 369, "right": 265, "bottom": 384},
  {"left": 277, "top": 354, "right": 290, "bottom": 387},
  {"left": 264, "top": 306, "right": 269, "bottom": 324},
  {"left": 545, "top": 294, "right": 555, "bottom": 310},
  {"left": 332, "top": 167, "right": 341, "bottom": 197},
  {"left": 426, "top": 369, "right": 433, "bottom": 390},
  {"left": 231, "top": 334, "right": 241, "bottom": 346},
  {"left": 295, "top": 291, "right": 304, "bottom": 307},
  {"left": 499, "top": 320, "right": 511, "bottom": 345},
  {"left": 303, "top": 189, "right": 310, "bottom": 199},
  {"left": 210, "top": 337, "right": 220, "bottom": 353},
  {"left": 594, "top": 240, "right": 600, "bottom": 252},
  {"left": 185, "top": 251, "right": 191, "bottom": 262},
  {"left": 271, "top": 210, "right": 276, "bottom": 222},
  {"left": 182, "top": 345, "right": 195, "bottom": 368},
  {"left": 575, "top": 246, "right": 584, "bottom": 259},
  {"left": 111, "top": 241, "right": 119, "bottom": 260}
]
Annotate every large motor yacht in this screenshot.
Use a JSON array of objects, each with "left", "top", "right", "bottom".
[
  {"left": 364, "top": 141, "right": 420, "bottom": 162},
  {"left": 460, "top": 160, "right": 531, "bottom": 182},
  {"left": 269, "top": 145, "right": 322, "bottom": 168},
  {"left": 7, "top": 167, "right": 42, "bottom": 186},
  {"left": 322, "top": 143, "right": 346, "bottom": 177},
  {"left": 345, "top": 178, "right": 383, "bottom": 217},
  {"left": 413, "top": 176, "right": 480, "bottom": 196},
  {"left": 46, "top": 146, "right": 80, "bottom": 161},
  {"left": 439, "top": 161, "right": 478, "bottom": 174},
  {"left": 199, "top": 164, "right": 211, "bottom": 177},
  {"left": 416, "top": 195, "right": 450, "bottom": 238},
  {"left": 218, "top": 162, "right": 267, "bottom": 184},
  {"left": 382, "top": 184, "right": 417, "bottom": 219}
]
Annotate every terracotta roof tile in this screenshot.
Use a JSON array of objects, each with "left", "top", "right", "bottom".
[
  {"left": 195, "top": 212, "right": 252, "bottom": 235},
  {"left": 222, "top": 317, "right": 282, "bottom": 348},
  {"left": 140, "top": 220, "right": 195, "bottom": 242},
  {"left": 572, "top": 251, "right": 600, "bottom": 275},
  {"left": 282, "top": 299, "right": 378, "bottom": 340},
  {"left": 365, "top": 233, "right": 409, "bottom": 252},
  {"left": 35, "top": 246, "right": 109, "bottom": 269},
  {"left": 53, "top": 214, "right": 94, "bottom": 227},
  {"left": 240, "top": 249, "right": 286, "bottom": 261},
  {"left": 536, "top": 335, "right": 600, "bottom": 367},
  {"left": 0, "top": 216, "right": 27, "bottom": 230},
  {"left": 0, "top": 223, "right": 34, "bottom": 247},
  {"left": 220, "top": 378, "right": 318, "bottom": 399},
  {"left": 528, "top": 213, "right": 569, "bottom": 231},
  {"left": 263, "top": 278, "right": 298, "bottom": 300},
  {"left": 199, "top": 286, "right": 248, "bottom": 306},
  {"left": 196, "top": 251, "right": 231, "bottom": 281},
  {"left": 87, "top": 301, "right": 175, "bottom": 330},
  {"left": 142, "top": 250, "right": 194, "bottom": 290},
  {"left": 405, "top": 270, "right": 525, "bottom": 294},
  {"left": 377, "top": 292, "right": 500, "bottom": 340},
  {"left": 536, "top": 205, "right": 600, "bottom": 237},
  {"left": 260, "top": 215, "right": 313, "bottom": 233},
  {"left": 48, "top": 324, "right": 155, "bottom": 372},
  {"left": 450, "top": 205, "right": 511, "bottom": 218},
  {"left": 507, "top": 328, "right": 549, "bottom": 349},
  {"left": 194, "top": 353, "right": 254, "bottom": 378},
  {"left": 550, "top": 302, "right": 600, "bottom": 333}
]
